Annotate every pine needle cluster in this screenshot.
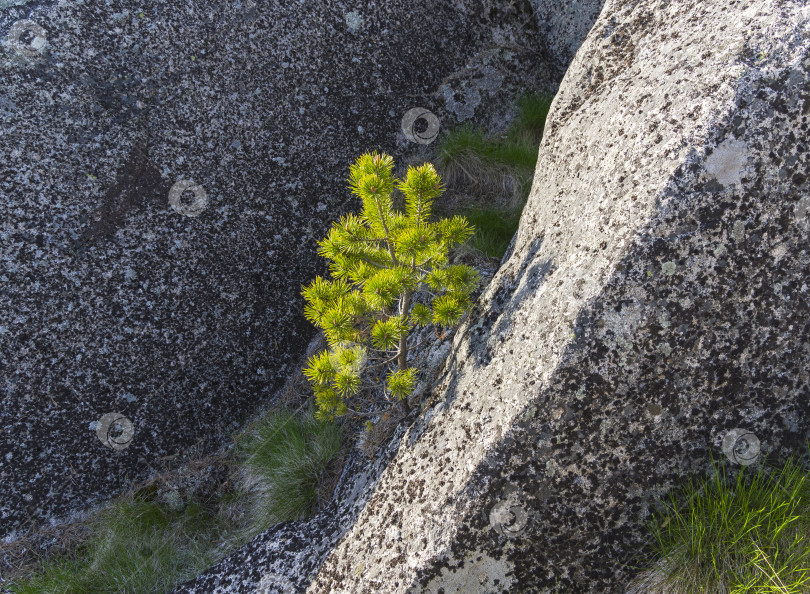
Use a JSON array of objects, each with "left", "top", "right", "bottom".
[{"left": 302, "top": 152, "right": 478, "bottom": 421}]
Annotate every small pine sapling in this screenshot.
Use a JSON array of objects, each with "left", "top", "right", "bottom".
[{"left": 302, "top": 152, "right": 479, "bottom": 421}]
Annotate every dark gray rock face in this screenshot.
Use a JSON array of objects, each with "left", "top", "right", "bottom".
[
  {"left": 528, "top": 0, "right": 607, "bottom": 71},
  {"left": 0, "top": 0, "right": 553, "bottom": 539},
  {"left": 301, "top": 0, "right": 809, "bottom": 592}
]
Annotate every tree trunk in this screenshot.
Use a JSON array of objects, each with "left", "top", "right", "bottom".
[{"left": 398, "top": 290, "right": 412, "bottom": 414}]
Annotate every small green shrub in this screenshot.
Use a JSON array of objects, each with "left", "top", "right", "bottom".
[
  {"left": 302, "top": 152, "right": 478, "bottom": 421},
  {"left": 239, "top": 408, "right": 342, "bottom": 530},
  {"left": 634, "top": 457, "right": 810, "bottom": 594}
]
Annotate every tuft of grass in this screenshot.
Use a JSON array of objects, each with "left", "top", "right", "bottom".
[
  {"left": 437, "top": 91, "right": 553, "bottom": 175},
  {"left": 437, "top": 124, "right": 540, "bottom": 173},
  {"left": 507, "top": 91, "right": 553, "bottom": 144},
  {"left": 462, "top": 206, "right": 523, "bottom": 259},
  {"left": 7, "top": 406, "right": 343, "bottom": 593},
  {"left": 434, "top": 91, "right": 553, "bottom": 260},
  {"left": 239, "top": 408, "right": 343, "bottom": 531},
  {"left": 7, "top": 496, "right": 228, "bottom": 594},
  {"left": 436, "top": 124, "right": 490, "bottom": 169},
  {"left": 631, "top": 457, "right": 810, "bottom": 594}
]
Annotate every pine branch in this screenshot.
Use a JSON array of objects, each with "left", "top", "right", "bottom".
[
  {"left": 374, "top": 196, "right": 400, "bottom": 267},
  {"left": 302, "top": 152, "right": 476, "bottom": 425}
]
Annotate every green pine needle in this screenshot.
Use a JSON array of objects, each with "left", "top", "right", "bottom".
[
  {"left": 410, "top": 303, "right": 432, "bottom": 327},
  {"left": 432, "top": 295, "right": 466, "bottom": 326},
  {"left": 386, "top": 368, "right": 417, "bottom": 400},
  {"left": 371, "top": 317, "right": 405, "bottom": 351},
  {"left": 398, "top": 163, "right": 444, "bottom": 227}
]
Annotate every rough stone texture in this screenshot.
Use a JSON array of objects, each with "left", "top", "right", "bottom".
[
  {"left": 170, "top": 262, "right": 501, "bottom": 594},
  {"left": 0, "top": 0, "right": 554, "bottom": 540},
  {"left": 171, "top": 420, "right": 406, "bottom": 594},
  {"left": 303, "top": 0, "right": 810, "bottom": 592},
  {"left": 528, "top": 0, "right": 607, "bottom": 72}
]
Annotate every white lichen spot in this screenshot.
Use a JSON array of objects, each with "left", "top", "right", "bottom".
[
  {"left": 713, "top": 244, "right": 727, "bottom": 258},
  {"left": 794, "top": 196, "right": 810, "bottom": 229},
  {"left": 658, "top": 342, "right": 672, "bottom": 357},
  {"left": 771, "top": 242, "right": 788, "bottom": 261},
  {"left": 705, "top": 138, "right": 749, "bottom": 186},
  {"left": 421, "top": 549, "right": 515, "bottom": 593},
  {"left": 661, "top": 261, "right": 677, "bottom": 275},
  {"left": 345, "top": 11, "right": 363, "bottom": 34},
  {"left": 442, "top": 83, "right": 481, "bottom": 122},
  {"left": 254, "top": 573, "right": 295, "bottom": 594},
  {"left": 384, "top": 524, "right": 401, "bottom": 544}
]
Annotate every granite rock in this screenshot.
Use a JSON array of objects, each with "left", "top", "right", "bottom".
[
  {"left": 306, "top": 0, "right": 810, "bottom": 592},
  {"left": 172, "top": 425, "right": 407, "bottom": 594},
  {"left": 170, "top": 0, "right": 809, "bottom": 591},
  {"left": 0, "top": 0, "right": 553, "bottom": 541},
  {"left": 171, "top": 266, "right": 499, "bottom": 594},
  {"left": 528, "top": 0, "right": 607, "bottom": 72}
]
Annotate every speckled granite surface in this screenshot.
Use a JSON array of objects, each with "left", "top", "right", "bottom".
[
  {"left": 168, "top": 1, "right": 810, "bottom": 590},
  {"left": 170, "top": 264, "right": 499, "bottom": 594},
  {"left": 0, "top": 0, "right": 555, "bottom": 541},
  {"left": 528, "top": 0, "right": 607, "bottom": 70},
  {"left": 305, "top": 0, "right": 809, "bottom": 592}
]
